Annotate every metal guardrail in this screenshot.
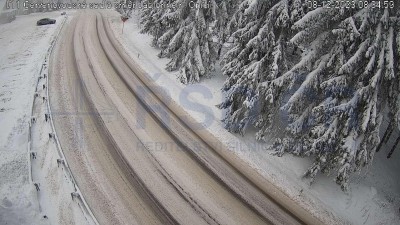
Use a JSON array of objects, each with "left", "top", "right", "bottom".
[{"left": 27, "top": 15, "right": 99, "bottom": 225}]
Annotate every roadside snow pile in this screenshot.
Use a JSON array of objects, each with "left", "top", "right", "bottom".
[
  {"left": 0, "top": 11, "right": 92, "bottom": 225},
  {"left": 0, "top": 12, "right": 59, "bottom": 225},
  {"left": 107, "top": 9, "right": 399, "bottom": 225}
]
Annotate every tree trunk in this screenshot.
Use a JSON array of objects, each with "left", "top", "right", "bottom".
[
  {"left": 376, "top": 124, "right": 394, "bottom": 152},
  {"left": 387, "top": 135, "right": 400, "bottom": 159}
]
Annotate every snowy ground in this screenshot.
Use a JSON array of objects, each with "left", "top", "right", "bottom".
[
  {"left": 0, "top": 11, "right": 95, "bottom": 225},
  {"left": 107, "top": 9, "right": 400, "bottom": 225}
]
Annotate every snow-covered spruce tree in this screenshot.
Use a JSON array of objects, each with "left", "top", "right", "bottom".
[
  {"left": 141, "top": 0, "right": 219, "bottom": 83},
  {"left": 219, "top": 0, "right": 308, "bottom": 134},
  {"left": 221, "top": 2, "right": 399, "bottom": 190},
  {"left": 274, "top": 6, "right": 400, "bottom": 191},
  {"left": 140, "top": 0, "right": 173, "bottom": 46},
  {"left": 213, "top": 0, "right": 240, "bottom": 58}
]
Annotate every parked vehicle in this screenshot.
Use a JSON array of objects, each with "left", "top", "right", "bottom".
[
  {"left": 37, "top": 18, "right": 56, "bottom": 26},
  {"left": 61, "top": 12, "right": 66, "bottom": 15}
]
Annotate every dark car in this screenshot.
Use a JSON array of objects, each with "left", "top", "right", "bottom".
[{"left": 37, "top": 18, "right": 56, "bottom": 26}]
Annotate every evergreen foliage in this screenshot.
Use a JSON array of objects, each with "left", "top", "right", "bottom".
[
  {"left": 140, "top": 0, "right": 399, "bottom": 190},
  {"left": 220, "top": 1, "right": 400, "bottom": 190},
  {"left": 140, "top": 0, "right": 171, "bottom": 46},
  {"left": 219, "top": 0, "right": 309, "bottom": 136},
  {"left": 141, "top": 0, "right": 219, "bottom": 83}
]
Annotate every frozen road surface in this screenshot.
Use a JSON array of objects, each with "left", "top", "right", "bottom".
[{"left": 49, "top": 11, "right": 320, "bottom": 225}]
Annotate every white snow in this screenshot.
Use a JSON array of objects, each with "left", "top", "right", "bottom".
[
  {"left": 0, "top": 11, "right": 94, "bottom": 225},
  {"left": 108, "top": 9, "right": 400, "bottom": 225},
  {"left": 338, "top": 39, "right": 368, "bottom": 75}
]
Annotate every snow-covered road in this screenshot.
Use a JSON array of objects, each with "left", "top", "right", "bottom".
[{"left": 48, "top": 10, "right": 321, "bottom": 225}]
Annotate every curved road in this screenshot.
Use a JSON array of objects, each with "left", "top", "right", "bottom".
[{"left": 49, "top": 11, "right": 322, "bottom": 225}]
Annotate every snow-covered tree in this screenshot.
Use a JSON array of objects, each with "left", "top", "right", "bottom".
[
  {"left": 219, "top": 0, "right": 308, "bottom": 134},
  {"left": 141, "top": 0, "right": 219, "bottom": 83},
  {"left": 275, "top": 6, "right": 399, "bottom": 191},
  {"left": 140, "top": 0, "right": 172, "bottom": 46},
  {"left": 220, "top": 1, "right": 400, "bottom": 190},
  {"left": 213, "top": 0, "right": 240, "bottom": 57}
]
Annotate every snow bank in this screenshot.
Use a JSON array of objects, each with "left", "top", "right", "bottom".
[{"left": 0, "top": 11, "right": 94, "bottom": 225}]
